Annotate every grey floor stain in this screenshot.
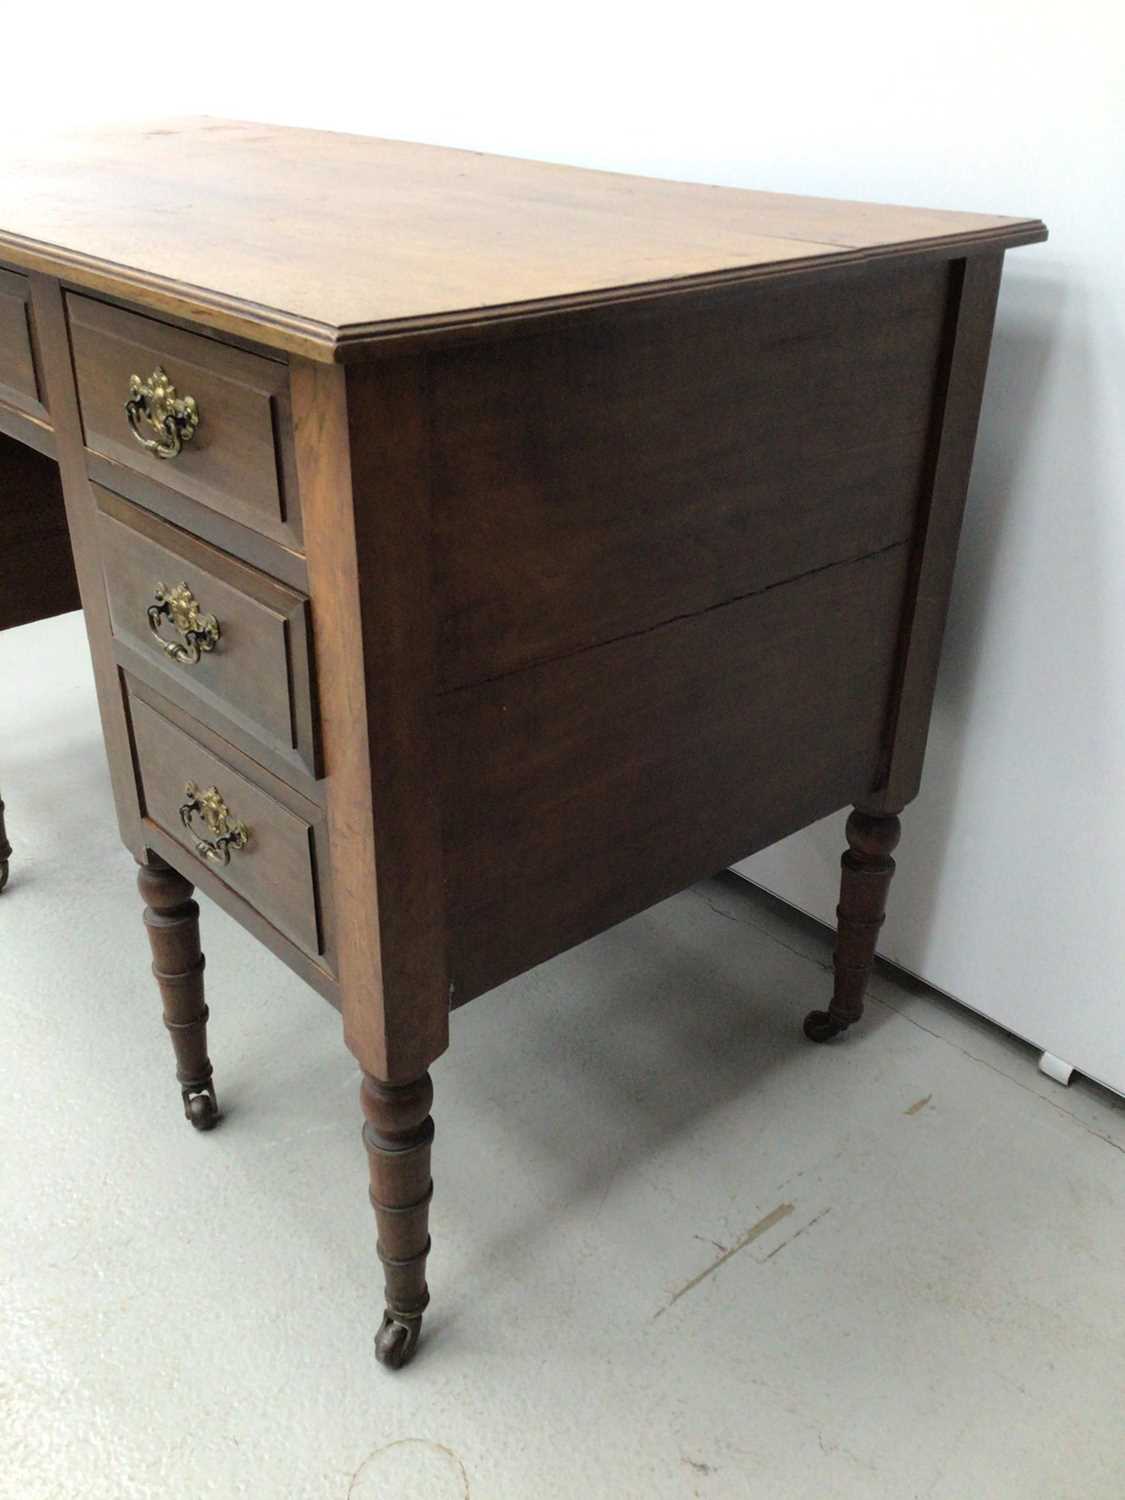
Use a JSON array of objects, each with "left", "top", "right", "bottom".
[
  {"left": 654, "top": 1203, "right": 795, "bottom": 1319},
  {"left": 347, "top": 1439, "right": 470, "bottom": 1499},
  {"left": 761, "top": 1206, "right": 832, "bottom": 1261}
]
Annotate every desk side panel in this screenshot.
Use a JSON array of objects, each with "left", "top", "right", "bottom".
[
  {"left": 429, "top": 260, "right": 952, "bottom": 691},
  {"left": 868, "top": 253, "right": 1005, "bottom": 810},
  {"left": 441, "top": 543, "right": 910, "bottom": 1003},
  {"left": 430, "top": 264, "right": 971, "bottom": 1002}
]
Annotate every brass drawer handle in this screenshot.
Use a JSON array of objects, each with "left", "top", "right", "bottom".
[
  {"left": 125, "top": 366, "right": 200, "bottom": 459},
  {"left": 147, "top": 582, "right": 220, "bottom": 666},
  {"left": 179, "top": 782, "right": 250, "bottom": 866}
]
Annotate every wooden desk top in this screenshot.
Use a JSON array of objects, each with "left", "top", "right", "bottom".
[{"left": 0, "top": 118, "right": 1046, "bottom": 359}]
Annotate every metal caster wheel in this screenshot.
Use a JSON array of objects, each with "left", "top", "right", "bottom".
[
  {"left": 374, "top": 1311, "right": 423, "bottom": 1370},
  {"left": 803, "top": 1009, "right": 849, "bottom": 1043},
  {"left": 184, "top": 1088, "right": 219, "bottom": 1130}
]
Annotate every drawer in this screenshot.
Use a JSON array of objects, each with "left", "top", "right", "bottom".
[
  {"left": 68, "top": 294, "right": 301, "bottom": 550},
  {"left": 94, "top": 484, "right": 319, "bottom": 780},
  {"left": 0, "top": 266, "right": 46, "bottom": 420},
  {"left": 130, "top": 694, "right": 325, "bottom": 962}
]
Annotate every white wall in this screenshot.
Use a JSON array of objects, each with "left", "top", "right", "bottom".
[{"left": 4, "top": 3, "right": 1122, "bottom": 1087}]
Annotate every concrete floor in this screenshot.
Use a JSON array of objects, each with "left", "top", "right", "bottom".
[{"left": 2, "top": 611, "right": 1124, "bottom": 1500}]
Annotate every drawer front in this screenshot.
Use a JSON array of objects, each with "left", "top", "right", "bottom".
[
  {"left": 95, "top": 485, "right": 319, "bottom": 779},
  {"left": 68, "top": 294, "right": 301, "bottom": 549},
  {"left": 0, "top": 267, "right": 46, "bottom": 419},
  {"left": 131, "top": 695, "right": 324, "bottom": 960}
]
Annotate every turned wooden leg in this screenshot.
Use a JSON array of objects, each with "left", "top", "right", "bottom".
[
  {"left": 805, "top": 807, "right": 902, "bottom": 1043},
  {"left": 361, "top": 1070, "right": 434, "bottom": 1370},
  {"left": 0, "top": 792, "right": 10, "bottom": 893},
  {"left": 137, "top": 857, "right": 218, "bottom": 1130}
]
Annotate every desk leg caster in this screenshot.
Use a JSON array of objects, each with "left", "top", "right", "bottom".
[
  {"left": 803, "top": 1009, "right": 849, "bottom": 1042},
  {"left": 375, "top": 1310, "right": 425, "bottom": 1369},
  {"left": 138, "top": 857, "right": 219, "bottom": 1130},
  {"left": 0, "top": 794, "right": 10, "bottom": 892},
  {"left": 362, "top": 1071, "right": 434, "bottom": 1370},
  {"left": 184, "top": 1087, "right": 219, "bottom": 1131},
  {"left": 804, "top": 808, "right": 901, "bottom": 1044}
]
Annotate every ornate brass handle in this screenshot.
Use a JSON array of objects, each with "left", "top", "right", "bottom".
[
  {"left": 179, "top": 782, "right": 250, "bottom": 866},
  {"left": 125, "top": 366, "right": 199, "bottom": 459},
  {"left": 147, "top": 582, "right": 220, "bottom": 665}
]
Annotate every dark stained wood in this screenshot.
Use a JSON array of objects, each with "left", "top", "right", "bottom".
[
  {"left": 68, "top": 294, "right": 302, "bottom": 550},
  {"left": 0, "top": 121, "right": 1045, "bottom": 360},
  {"left": 129, "top": 692, "right": 327, "bottom": 964},
  {"left": 124, "top": 680, "right": 337, "bottom": 1007},
  {"left": 804, "top": 808, "right": 902, "bottom": 1042},
  {"left": 0, "top": 432, "right": 78, "bottom": 631},
  {"left": 29, "top": 272, "right": 145, "bottom": 855},
  {"left": 871, "top": 254, "right": 1005, "bottom": 810},
  {"left": 68, "top": 280, "right": 292, "bottom": 366},
  {"left": 94, "top": 483, "right": 320, "bottom": 780},
  {"left": 86, "top": 450, "right": 308, "bottom": 592},
  {"left": 431, "top": 261, "right": 950, "bottom": 688},
  {"left": 0, "top": 130, "right": 1046, "bottom": 1367},
  {"left": 0, "top": 795, "right": 9, "bottom": 892},
  {"left": 0, "top": 265, "right": 46, "bottom": 419},
  {"left": 137, "top": 855, "right": 218, "bottom": 1129},
  {"left": 440, "top": 543, "right": 910, "bottom": 1004},
  {"left": 0, "top": 397, "right": 55, "bottom": 460},
  {"left": 0, "top": 326, "right": 75, "bottom": 904},
  {"left": 293, "top": 357, "right": 449, "bottom": 1084},
  {"left": 361, "top": 1071, "right": 434, "bottom": 1369},
  {"left": 141, "top": 821, "right": 339, "bottom": 1008}
]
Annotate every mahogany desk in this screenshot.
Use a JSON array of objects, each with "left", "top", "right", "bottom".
[{"left": 0, "top": 121, "right": 1045, "bottom": 1367}]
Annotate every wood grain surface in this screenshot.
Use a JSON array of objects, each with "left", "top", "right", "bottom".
[
  {"left": 294, "top": 357, "right": 450, "bottom": 1083},
  {"left": 431, "top": 260, "right": 951, "bottom": 688},
  {"left": 0, "top": 266, "right": 44, "bottom": 417},
  {"left": 130, "top": 692, "right": 326, "bottom": 963},
  {"left": 441, "top": 542, "right": 911, "bottom": 1003},
  {"left": 29, "top": 273, "right": 146, "bottom": 852},
  {"left": 870, "top": 255, "right": 1005, "bottom": 810},
  {"left": 0, "top": 120, "right": 1046, "bottom": 359},
  {"left": 68, "top": 294, "right": 301, "bottom": 548},
  {"left": 94, "top": 484, "right": 319, "bottom": 779}
]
